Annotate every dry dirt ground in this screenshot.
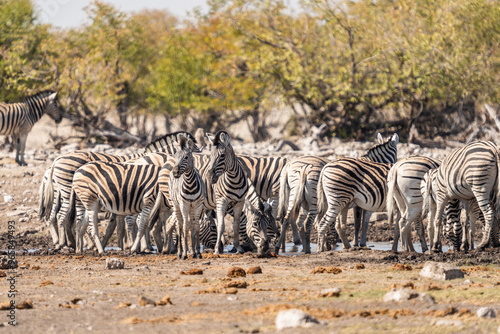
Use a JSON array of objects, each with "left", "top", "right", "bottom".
[{"left": 0, "top": 119, "right": 499, "bottom": 333}]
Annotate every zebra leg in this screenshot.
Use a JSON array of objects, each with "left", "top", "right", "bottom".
[
  {"left": 476, "top": 200, "right": 494, "bottom": 250},
  {"left": 74, "top": 204, "right": 87, "bottom": 254},
  {"left": 101, "top": 214, "right": 117, "bottom": 249},
  {"left": 392, "top": 210, "right": 402, "bottom": 251},
  {"left": 277, "top": 215, "right": 289, "bottom": 253},
  {"left": 151, "top": 213, "right": 164, "bottom": 254},
  {"left": 317, "top": 206, "right": 340, "bottom": 253},
  {"left": 173, "top": 209, "right": 185, "bottom": 259},
  {"left": 125, "top": 215, "right": 137, "bottom": 250},
  {"left": 431, "top": 198, "right": 447, "bottom": 253},
  {"left": 291, "top": 220, "right": 301, "bottom": 245},
  {"left": 88, "top": 202, "right": 104, "bottom": 254},
  {"left": 414, "top": 215, "right": 428, "bottom": 253},
  {"left": 116, "top": 215, "right": 125, "bottom": 251},
  {"left": 214, "top": 200, "right": 228, "bottom": 255},
  {"left": 337, "top": 207, "right": 351, "bottom": 250},
  {"left": 194, "top": 206, "right": 203, "bottom": 258},
  {"left": 163, "top": 215, "right": 176, "bottom": 254},
  {"left": 17, "top": 133, "right": 28, "bottom": 166},
  {"left": 131, "top": 211, "right": 149, "bottom": 253},
  {"left": 303, "top": 210, "right": 315, "bottom": 254},
  {"left": 360, "top": 210, "right": 372, "bottom": 247},
  {"left": 353, "top": 206, "right": 362, "bottom": 247},
  {"left": 232, "top": 203, "right": 245, "bottom": 254}
]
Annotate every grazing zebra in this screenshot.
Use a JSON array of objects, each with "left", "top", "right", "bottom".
[
  {"left": 1, "top": 91, "right": 63, "bottom": 166},
  {"left": 277, "top": 133, "right": 398, "bottom": 254},
  {"left": 386, "top": 155, "right": 440, "bottom": 253},
  {"left": 72, "top": 161, "right": 161, "bottom": 254},
  {"left": 170, "top": 137, "right": 206, "bottom": 259},
  {"left": 422, "top": 141, "right": 500, "bottom": 251},
  {"left": 315, "top": 158, "right": 392, "bottom": 252},
  {"left": 206, "top": 131, "right": 249, "bottom": 254},
  {"left": 43, "top": 131, "right": 195, "bottom": 250}
]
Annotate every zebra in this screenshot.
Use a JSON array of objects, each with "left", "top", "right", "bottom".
[
  {"left": 315, "top": 158, "right": 392, "bottom": 252},
  {"left": 42, "top": 131, "right": 196, "bottom": 250},
  {"left": 71, "top": 160, "right": 162, "bottom": 254},
  {"left": 421, "top": 141, "right": 500, "bottom": 252},
  {"left": 1, "top": 91, "right": 63, "bottom": 166},
  {"left": 386, "top": 155, "right": 440, "bottom": 253},
  {"left": 170, "top": 137, "right": 206, "bottom": 259},
  {"left": 206, "top": 130, "right": 250, "bottom": 254},
  {"left": 277, "top": 133, "right": 398, "bottom": 254}
]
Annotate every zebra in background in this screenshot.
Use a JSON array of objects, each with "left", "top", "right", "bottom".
[
  {"left": 422, "top": 141, "right": 500, "bottom": 251},
  {"left": 170, "top": 137, "right": 206, "bottom": 259},
  {"left": 1, "top": 91, "right": 62, "bottom": 166},
  {"left": 315, "top": 158, "right": 392, "bottom": 252},
  {"left": 42, "top": 131, "right": 196, "bottom": 250},
  {"left": 206, "top": 131, "right": 249, "bottom": 254},
  {"left": 386, "top": 155, "right": 440, "bottom": 253}
]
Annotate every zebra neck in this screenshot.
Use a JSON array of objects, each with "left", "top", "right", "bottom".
[
  {"left": 183, "top": 168, "right": 197, "bottom": 182},
  {"left": 25, "top": 96, "right": 49, "bottom": 122}
]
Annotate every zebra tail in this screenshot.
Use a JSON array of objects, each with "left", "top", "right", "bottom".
[
  {"left": 289, "top": 166, "right": 307, "bottom": 221},
  {"left": 39, "top": 163, "right": 56, "bottom": 220},
  {"left": 420, "top": 171, "right": 432, "bottom": 218},
  {"left": 276, "top": 162, "right": 290, "bottom": 221},
  {"left": 67, "top": 189, "right": 76, "bottom": 228},
  {"left": 386, "top": 166, "right": 397, "bottom": 229},
  {"left": 148, "top": 192, "right": 163, "bottom": 229},
  {"left": 316, "top": 168, "right": 326, "bottom": 222}
]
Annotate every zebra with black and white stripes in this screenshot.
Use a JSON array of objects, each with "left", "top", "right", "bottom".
[
  {"left": 1, "top": 91, "right": 62, "bottom": 166},
  {"left": 422, "top": 141, "right": 500, "bottom": 251},
  {"left": 206, "top": 131, "right": 250, "bottom": 254},
  {"left": 315, "top": 157, "right": 392, "bottom": 252},
  {"left": 170, "top": 137, "right": 206, "bottom": 259},
  {"left": 72, "top": 160, "right": 162, "bottom": 254},
  {"left": 386, "top": 155, "right": 440, "bottom": 252},
  {"left": 42, "top": 131, "right": 196, "bottom": 250}
]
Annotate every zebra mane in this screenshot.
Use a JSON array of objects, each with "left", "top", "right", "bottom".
[
  {"left": 144, "top": 131, "right": 198, "bottom": 154},
  {"left": 25, "top": 90, "right": 57, "bottom": 102}
]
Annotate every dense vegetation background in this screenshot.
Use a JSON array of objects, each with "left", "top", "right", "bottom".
[{"left": 1, "top": 0, "right": 499, "bottom": 145}]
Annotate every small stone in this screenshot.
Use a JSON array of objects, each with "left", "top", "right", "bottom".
[
  {"left": 40, "top": 280, "right": 54, "bottom": 287},
  {"left": 156, "top": 295, "right": 172, "bottom": 306},
  {"left": 225, "top": 281, "right": 247, "bottom": 289},
  {"left": 227, "top": 267, "right": 246, "bottom": 278},
  {"left": 224, "top": 288, "right": 238, "bottom": 294},
  {"left": 434, "top": 319, "right": 464, "bottom": 327},
  {"left": 180, "top": 268, "right": 203, "bottom": 275},
  {"left": 115, "top": 302, "right": 132, "bottom": 310},
  {"left": 319, "top": 288, "right": 341, "bottom": 298},
  {"left": 3, "top": 195, "right": 14, "bottom": 203},
  {"left": 105, "top": 258, "right": 125, "bottom": 270},
  {"left": 464, "top": 279, "right": 473, "bottom": 284},
  {"left": 477, "top": 307, "right": 496, "bottom": 318},
  {"left": 16, "top": 300, "right": 33, "bottom": 310},
  {"left": 420, "top": 261, "right": 464, "bottom": 280},
  {"left": 247, "top": 266, "right": 262, "bottom": 274},
  {"left": 138, "top": 296, "right": 156, "bottom": 307},
  {"left": 275, "top": 309, "right": 319, "bottom": 330},
  {"left": 383, "top": 288, "right": 435, "bottom": 304}
]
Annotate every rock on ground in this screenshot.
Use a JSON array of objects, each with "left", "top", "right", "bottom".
[
  {"left": 419, "top": 261, "right": 464, "bottom": 280},
  {"left": 434, "top": 319, "right": 464, "bottom": 327},
  {"left": 275, "top": 309, "right": 319, "bottom": 330},
  {"left": 105, "top": 258, "right": 125, "bottom": 270},
  {"left": 476, "top": 307, "right": 496, "bottom": 318},
  {"left": 383, "top": 288, "right": 435, "bottom": 304}
]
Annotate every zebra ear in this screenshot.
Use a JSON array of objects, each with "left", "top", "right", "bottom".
[
  {"left": 186, "top": 138, "right": 196, "bottom": 152},
  {"left": 376, "top": 133, "right": 383, "bottom": 144},
  {"left": 391, "top": 133, "right": 399, "bottom": 144},
  {"left": 48, "top": 92, "right": 57, "bottom": 101}
]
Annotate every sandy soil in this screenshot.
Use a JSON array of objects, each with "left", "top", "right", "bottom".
[{"left": 0, "top": 117, "right": 499, "bottom": 333}]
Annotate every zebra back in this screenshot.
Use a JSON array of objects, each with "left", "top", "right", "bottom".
[{"left": 144, "top": 131, "right": 199, "bottom": 155}]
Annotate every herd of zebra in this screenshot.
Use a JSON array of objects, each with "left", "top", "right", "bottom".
[{"left": 2, "top": 91, "right": 499, "bottom": 257}]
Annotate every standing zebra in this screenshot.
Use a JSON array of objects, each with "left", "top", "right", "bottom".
[
  {"left": 72, "top": 161, "right": 161, "bottom": 254},
  {"left": 277, "top": 133, "right": 398, "bottom": 254},
  {"left": 422, "top": 141, "right": 500, "bottom": 251},
  {"left": 170, "top": 137, "right": 206, "bottom": 259},
  {"left": 206, "top": 131, "right": 249, "bottom": 254},
  {"left": 315, "top": 158, "right": 392, "bottom": 252},
  {"left": 1, "top": 91, "right": 62, "bottom": 166},
  {"left": 386, "top": 155, "right": 440, "bottom": 252},
  {"left": 42, "top": 131, "right": 195, "bottom": 250}
]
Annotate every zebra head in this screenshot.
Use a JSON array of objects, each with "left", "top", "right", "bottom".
[
  {"left": 42, "top": 91, "right": 63, "bottom": 124},
  {"left": 363, "top": 132, "right": 399, "bottom": 163},
  {"left": 243, "top": 201, "right": 270, "bottom": 256},
  {"left": 172, "top": 137, "right": 195, "bottom": 178},
  {"left": 207, "top": 130, "right": 233, "bottom": 184}
]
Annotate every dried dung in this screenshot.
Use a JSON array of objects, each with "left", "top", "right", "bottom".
[{"left": 228, "top": 267, "right": 246, "bottom": 278}]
